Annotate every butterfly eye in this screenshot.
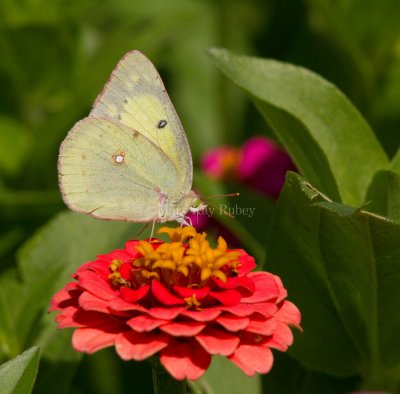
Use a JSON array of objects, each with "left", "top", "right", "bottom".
[{"left": 157, "top": 120, "right": 167, "bottom": 129}]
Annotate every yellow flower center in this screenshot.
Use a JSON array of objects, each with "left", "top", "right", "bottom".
[{"left": 133, "top": 227, "right": 239, "bottom": 287}]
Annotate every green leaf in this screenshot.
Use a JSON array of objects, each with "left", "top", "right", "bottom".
[
  {"left": 17, "top": 211, "right": 139, "bottom": 284},
  {"left": 0, "top": 347, "right": 40, "bottom": 394},
  {"left": 208, "top": 48, "right": 389, "bottom": 206},
  {"left": 265, "top": 172, "right": 400, "bottom": 391},
  {"left": 261, "top": 352, "right": 357, "bottom": 394},
  {"left": 390, "top": 147, "right": 400, "bottom": 174},
  {"left": 365, "top": 170, "right": 400, "bottom": 222},
  {"left": 193, "top": 356, "right": 261, "bottom": 394}
]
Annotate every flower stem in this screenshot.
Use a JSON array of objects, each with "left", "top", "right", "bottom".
[{"left": 151, "top": 359, "right": 186, "bottom": 394}]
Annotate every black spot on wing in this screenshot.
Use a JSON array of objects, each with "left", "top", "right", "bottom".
[{"left": 157, "top": 120, "right": 167, "bottom": 129}]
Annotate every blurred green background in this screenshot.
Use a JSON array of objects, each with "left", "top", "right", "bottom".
[{"left": 1, "top": 0, "right": 400, "bottom": 392}]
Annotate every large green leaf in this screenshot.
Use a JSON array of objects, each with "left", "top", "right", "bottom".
[
  {"left": 265, "top": 172, "right": 400, "bottom": 391},
  {"left": 364, "top": 145, "right": 400, "bottom": 223},
  {"left": 0, "top": 347, "right": 39, "bottom": 394},
  {"left": 208, "top": 48, "right": 389, "bottom": 206},
  {"left": 261, "top": 352, "right": 357, "bottom": 394},
  {"left": 365, "top": 170, "right": 400, "bottom": 222},
  {"left": 390, "top": 148, "right": 400, "bottom": 174},
  {"left": 194, "top": 356, "right": 261, "bottom": 394}
]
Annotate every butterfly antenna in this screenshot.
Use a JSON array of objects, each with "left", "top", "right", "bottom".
[{"left": 205, "top": 193, "right": 240, "bottom": 200}]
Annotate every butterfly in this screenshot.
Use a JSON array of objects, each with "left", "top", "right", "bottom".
[{"left": 58, "top": 50, "right": 206, "bottom": 226}]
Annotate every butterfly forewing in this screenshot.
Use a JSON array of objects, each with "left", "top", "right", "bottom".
[
  {"left": 90, "top": 50, "right": 192, "bottom": 194},
  {"left": 59, "top": 117, "right": 181, "bottom": 222}
]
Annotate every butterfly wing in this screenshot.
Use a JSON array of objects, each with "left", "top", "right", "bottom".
[
  {"left": 90, "top": 50, "right": 192, "bottom": 194},
  {"left": 58, "top": 117, "right": 181, "bottom": 222}
]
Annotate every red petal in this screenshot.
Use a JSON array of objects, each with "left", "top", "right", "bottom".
[
  {"left": 210, "top": 289, "right": 242, "bottom": 306},
  {"left": 49, "top": 287, "right": 77, "bottom": 311},
  {"left": 147, "top": 306, "right": 186, "bottom": 320},
  {"left": 160, "top": 339, "right": 211, "bottom": 381},
  {"left": 173, "top": 285, "right": 209, "bottom": 300},
  {"left": 78, "top": 271, "right": 116, "bottom": 300},
  {"left": 229, "top": 344, "right": 274, "bottom": 376},
  {"left": 75, "top": 310, "right": 124, "bottom": 327},
  {"left": 275, "top": 301, "right": 302, "bottom": 328},
  {"left": 236, "top": 276, "right": 256, "bottom": 295},
  {"left": 264, "top": 321, "right": 294, "bottom": 351},
  {"left": 235, "top": 250, "right": 256, "bottom": 276},
  {"left": 152, "top": 280, "right": 185, "bottom": 306},
  {"left": 74, "top": 261, "right": 92, "bottom": 275},
  {"left": 218, "top": 303, "right": 256, "bottom": 317},
  {"left": 211, "top": 268, "right": 256, "bottom": 292},
  {"left": 97, "top": 249, "right": 132, "bottom": 262},
  {"left": 78, "top": 292, "right": 110, "bottom": 313},
  {"left": 272, "top": 275, "right": 288, "bottom": 302},
  {"left": 212, "top": 277, "right": 238, "bottom": 290},
  {"left": 108, "top": 297, "right": 147, "bottom": 313},
  {"left": 181, "top": 308, "right": 221, "bottom": 321},
  {"left": 115, "top": 331, "right": 169, "bottom": 360},
  {"left": 54, "top": 306, "right": 83, "bottom": 328},
  {"left": 241, "top": 273, "right": 280, "bottom": 303},
  {"left": 65, "top": 281, "right": 79, "bottom": 291},
  {"left": 120, "top": 285, "right": 150, "bottom": 303},
  {"left": 127, "top": 315, "right": 168, "bottom": 332},
  {"left": 195, "top": 327, "right": 239, "bottom": 356},
  {"left": 72, "top": 324, "right": 122, "bottom": 353},
  {"left": 216, "top": 314, "right": 250, "bottom": 331},
  {"left": 118, "top": 262, "right": 133, "bottom": 279},
  {"left": 84, "top": 260, "right": 109, "bottom": 276},
  {"left": 218, "top": 303, "right": 277, "bottom": 320},
  {"left": 160, "top": 321, "right": 205, "bottom": 336},
  {"left": 245, "top": 315, "right": 276, "bottom": 336},
  {"left": 252, "top": 302, "right": 278, "bottom": 318}
]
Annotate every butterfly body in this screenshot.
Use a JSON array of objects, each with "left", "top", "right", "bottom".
[{"left": 58, "top": 50, "right": 204, "bottom": 224}]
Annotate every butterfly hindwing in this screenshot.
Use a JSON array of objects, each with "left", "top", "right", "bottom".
[
  {"left": 59, "top": 117, "right": 181, "bottom": 222},
  {"left": 90, "top": 50, "right": 193, "bottom": 194}
]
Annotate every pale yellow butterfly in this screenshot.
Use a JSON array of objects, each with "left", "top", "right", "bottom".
[{"left": 58, "top": 50, "right": 206, "bottom": 225}]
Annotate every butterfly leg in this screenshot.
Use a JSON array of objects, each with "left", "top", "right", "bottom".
[
  {"left": 150, "top": 220, "right": 156, "bottom": 241},
  {"left": 135, "top": 222, "right": 150, "bottom": 238},
  {"left": 176, "top": 215, "right": 192, "bottom": 227}
]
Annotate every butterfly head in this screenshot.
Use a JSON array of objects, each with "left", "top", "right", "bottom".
[
  {"left": 189, "top": 196, "right": 207, "bottom": 213},
  {"left": 171, "top": 192, "right": 207, "bottom": 226}
]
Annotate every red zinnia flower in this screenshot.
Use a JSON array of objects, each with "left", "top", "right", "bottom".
[{"left": 50, "top": 226, "right": 301, "bottom": 381}]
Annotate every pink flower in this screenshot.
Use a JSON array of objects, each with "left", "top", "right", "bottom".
[
  {"left": 50, "top": 226, "right": 301, "bottom": 381},
  {"left": 201, "top": 146, "right": 241, "bottom": 181},
  {"left": 201, "top": 136, "right": 296, "bottom": 199}
]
